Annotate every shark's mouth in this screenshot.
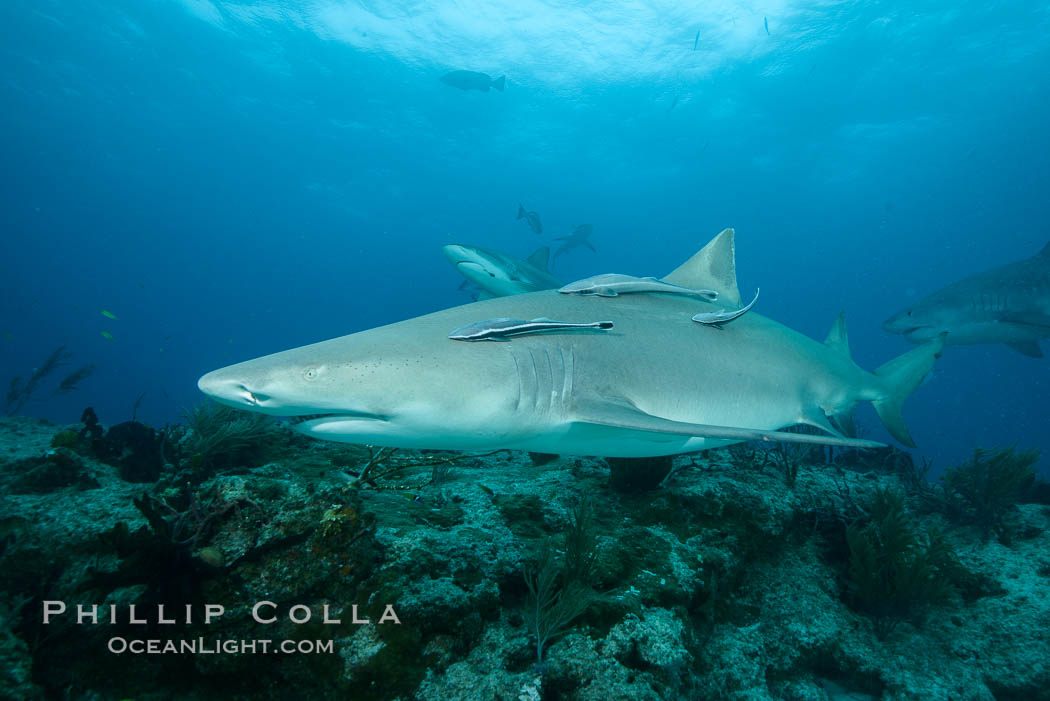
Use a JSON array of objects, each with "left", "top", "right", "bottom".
[{"left": 286, "top": 410, "right": 388, "bottom": 426}]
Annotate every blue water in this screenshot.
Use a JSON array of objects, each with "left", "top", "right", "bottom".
[{"left": 1, "top": 0, "right": 1047, "bottom": 474}]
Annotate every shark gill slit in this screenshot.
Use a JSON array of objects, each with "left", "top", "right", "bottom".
[
  {"left": 511, "top": 352, "right": 523, "bottom": 411},
  {"left": 543, "top": 346, "right": 556, "bottom": 413}
]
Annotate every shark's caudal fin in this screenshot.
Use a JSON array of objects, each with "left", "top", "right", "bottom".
[
  {"left": 662, "top": 228, "right": 742, "bottom": 306},
  {"left": 492, "top": 75, "right": 506, "bottom": 92},
  {"left": 527, "top": 246, "right": 551, "bottom": 271},
  {"left": 872, "top": 334, "right": 945, "bottom": 447}
]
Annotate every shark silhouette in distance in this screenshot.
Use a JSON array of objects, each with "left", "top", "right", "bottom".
[
  {"left": 443, "top": 244, "right": 563, "bottom": 298},
  {"left": 199, "top": 229, "right": 943, "bottom": 457},
  {"left": 884, "top": 241, "right": 1050, "bottom": 358},
  {"left": 552, "top": 224, "right": 596, "bottom": 267}
]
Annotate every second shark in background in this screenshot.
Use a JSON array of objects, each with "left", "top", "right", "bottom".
[
  {"left": 884, "top": 241, "right": 1050, "bottom": 358},
  {"left": 443, "top": 244, "right": 564, "bottom": 298}
]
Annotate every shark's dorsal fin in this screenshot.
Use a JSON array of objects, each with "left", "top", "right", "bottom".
[
  {"left": 661, "top": 228, "right": 742, "bottom": 306},
  {"left": 527, "top": 246, "right": 551, "bottom": 271},
  {"left": 824, "top": 312, "right": 851, "bottom": 358},
  {"left": 1036, "top": 241, "right": 1050, "bottom": 258}
]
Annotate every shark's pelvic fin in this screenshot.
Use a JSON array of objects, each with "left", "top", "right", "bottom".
[
  {"left": 661, "top": 228, "right": 742, "bottom": 307},
  {"left": 872, "top": 334, "right": 946, "bottom": 448},
  {"left": 1006, "top": 340, "right": 1043, "bottom": 358},
  {"left": 796, "top": 407, "right": 846, "bottom": 438},
  {"left": 527, "top": 246, "right": 551, "bottom": 271},
  {"left": 572, "top": 393, "right": 885, "bottom": 449}
]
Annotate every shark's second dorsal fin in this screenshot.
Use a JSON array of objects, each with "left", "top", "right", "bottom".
[
  {"left": 527, "top": 246, "right": 551, "bottom": 271},
  {"left": 661, "top": 228, "right": 742, "bottom": 306},
  {"left": 824, "top": 312, "right": 851, "bottom": 358}
]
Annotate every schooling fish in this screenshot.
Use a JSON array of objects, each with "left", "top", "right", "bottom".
[
  {"left": 101, "top": 310, "right": 118, "bottom": 320},
  {"left": 440, "top": 70, "right": 506, "bottom": 93},
  {"left": 693, "top": 31, "right": 700, "bottom": 50},
  {"left": 764, "top": 17, "right": 770, "bottom": 35},
  {"left": 692, "top": 288, "right": 760, "bottom": 327},
  {"left": 560, "top": 274, "right": 718, "bottom": 300},
  {"left": 517, "top": 204, "right": 543, "bottom": 235},
  {"left": 449, "top": 317, "right": 613, "bottom": 342}
]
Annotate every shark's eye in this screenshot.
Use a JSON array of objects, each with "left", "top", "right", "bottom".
[
  {"left": 488, "top": 272, "right": 496, "bottom": 277},
  {"left": 303, "top": 367, "right": 320, "bottom": 381}
]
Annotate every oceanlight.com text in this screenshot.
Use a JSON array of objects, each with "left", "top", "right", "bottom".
[{"left": 107, "top": 637, "right": 334, "bottom": 655}]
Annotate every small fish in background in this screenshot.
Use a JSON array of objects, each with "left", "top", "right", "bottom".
[
  {"left": 693, "top": 30, "right": 700, "bottom": 50},
  {"left": 693, "top": 288, "right": 761, "bottom": 327},
  {"left": 517, "top": 203, "right": 543, "bottom": 235},
  {"left": 449, "top": 317, "right": 613, "bottom": 342},
  {"left": 764, "top": 16, "right": 770, "bottom": 35},
  {"left": 100, "top": 331, "right": 114, "bottom": 340},
  {"left": 54, "top": 364, "right": 95, "bottom": 394},
  {"left": 440, "top": 70, "right": 506, "bottom": 92},
  {"left": 552, "top": 224, "right": 596, "bottom": 267},
  {"left": 101, "top": 310, "right": 118, "bottom": 320},
  {"left": 666, "top": 95, "right": 680, "bottom": 115}
]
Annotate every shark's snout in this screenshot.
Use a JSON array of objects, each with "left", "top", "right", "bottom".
[
  {"left": 442, "top": 244, "right": 471, "bottom": 265},
  {"left": 197, "top": 370, "right": 260, "bottom": 408}
]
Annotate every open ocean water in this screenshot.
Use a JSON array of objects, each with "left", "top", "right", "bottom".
[{"left": 1, "top": 1, "right": 1049, "bottom": 699}]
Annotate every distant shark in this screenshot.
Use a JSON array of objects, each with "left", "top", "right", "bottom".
[
  {"left": 443, "top": 244, "right": 563, "bottom": 298},
  {"left": 552, "top": 224, "right": 596, "bottom": 267},
  {"left": 199, "top": 229, "right": 942, "bottom": 457},
  {"left": 884, "top": 241, "right": 1050, "bottom": 358}
]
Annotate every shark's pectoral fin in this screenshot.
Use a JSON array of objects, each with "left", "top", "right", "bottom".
[
  {"left": 571, "top": 394, "right": 884, "bottom": 449},
  {"left": 1001, "top": 312, "right": 1050, "bottom": 330},
  {"left": 1006, "top": 340, "right": 1043, "bottom": 358}
]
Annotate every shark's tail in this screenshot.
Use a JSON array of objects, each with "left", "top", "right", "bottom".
[{"left": 871, "top": 334, "right": 945, "bottom": 447}]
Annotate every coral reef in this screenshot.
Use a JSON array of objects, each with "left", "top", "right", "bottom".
[
  {"left": 0, "top": 413, "right": 1047, "bottom": 700},
  {"left": 843, "top": 489, "right": 956, "bottom": 638},
  {"left": 940, "top": 446, "right": 1039, "bottom": 542}
]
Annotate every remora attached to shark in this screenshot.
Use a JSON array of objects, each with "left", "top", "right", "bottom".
[
  {"left": 884, "top": 241, "right": 1050, "bottom": 358},
  {"left": 443, "top": 244, "right": 563, "bottom": 298},
  {"left": 199, "top": 229, "right": 943, "bottom": 457}
]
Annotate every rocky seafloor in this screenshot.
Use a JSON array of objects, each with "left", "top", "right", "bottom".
[{"left": 1, "top": 409, "right": 1048, "bottom": 700}]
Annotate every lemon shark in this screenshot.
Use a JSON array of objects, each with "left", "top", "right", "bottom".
[
  {"left": 443, "top": 244, "right": 563, "bottom": 298},
  {"left": 884, "top": 241, "right": 1050, "bottom": 358},
  {"left": 199, "top": 230, "right": 943, "bottom": 457}
]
